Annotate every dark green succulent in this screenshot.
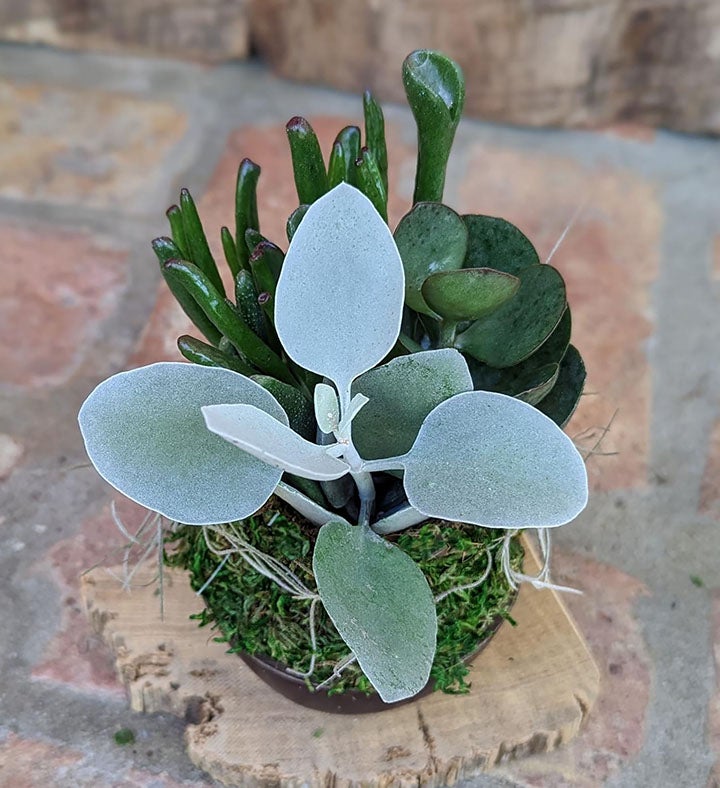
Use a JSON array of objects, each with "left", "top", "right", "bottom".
[{"left": 152, "top": 48, "right": 585, "bottom": 454}]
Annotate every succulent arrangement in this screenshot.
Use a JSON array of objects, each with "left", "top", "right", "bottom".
[{"left": 78, "top": 51, "right": 589, "bottom": 705}]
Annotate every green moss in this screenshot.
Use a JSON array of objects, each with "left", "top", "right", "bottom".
[{"left": 166, "top": 497, "right": 523, "bottom": 696}]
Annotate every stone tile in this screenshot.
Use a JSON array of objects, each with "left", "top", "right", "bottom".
[
  {"left": 134, "top": 116, "right": 416, "bottom": 365},
  {"left": 0, "top": 222, "right": 128, "bottom": 388},
  {"left": 458, "top": 148, "right": 661, "bottom": 492},
  {"left": 700, "top": 419, "right": 720, "bottom": 520},
  {"left": 499, "top": 550, "right": 652, "bottom": 786},
  {"left": 0, "top": 80, "right": 186, "bottom": 208},
  {"left": 0, "top": 733, "right": 83, "bottom": 787},
  {"left": 0, "top": 433, "right": 24, "bottom": 479},
  {"left": 30, "top": 497, "right": 153, "bottom": 694}
]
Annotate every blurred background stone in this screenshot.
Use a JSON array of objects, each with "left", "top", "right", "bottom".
[{"left": 248, "top": 0, "right": 720, "bottom": 134}]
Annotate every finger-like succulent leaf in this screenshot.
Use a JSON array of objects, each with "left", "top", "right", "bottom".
[
  {"left": 403, "top": 50, "right": 465, "bottom": 204},
  {"left": 421, "top": 267, "right": 520, "bottom": 321},
  {"left": 275, "top": 183, "right": 405, "bottom": 392},
  {"left": 467, "top": 309, "right": 571, "bottom": 395},
  {"left": 274, "top": 481, "right": 348, "bottom": 527},
  {"left": 394, "top": 202, "right": 467, "bottom": 316},
  {"left": 402, "top": 391, "right": 588, "bottom": 528},
  {"left": 252, "top": 375, "right": 315, "bottom": 440},
  {"left": 537, "top": 345, "right": 586, "bottom": 427},
  {"left": 463, "top": 215, "right": 540, "bottom": 275},
  {"left": 78, "top": 363, "right": 284, "bottom": 525},
  {"left": 455, "top": 264, "right": 567, "bottom": 368},
  {"left": 202, "top": 404, "right": 350, "bottom": 481},
  {"left": 313, "top": 521, "right": 437, "bottom": 703},
  {"left": 352, "top": 349, "right": 473, "bottom": 460}
]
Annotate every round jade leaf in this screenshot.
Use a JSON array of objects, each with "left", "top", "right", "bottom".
[
  {"left": 275, "top": 183, "right": 405, "bottom": 393},
  {"left": 394, "top": 202, "right": 467, "bottom": 315},
  {"left": 537, "top": 344, "right": 586, "bottom": 427},
  {"left": 78, "top": 362, "right": 285, "bottom": 525},
  {"left": 463, "top": 215, "right": 540, "bottom": 275},
  {"left": 455, "top": 264, "right": 567, "bottom": 368},
  {"left": 402, "top": 391, "right": 588, "bottom": 529},
  {"left": 421, "top": 267, "right": 520, "bottom": 321}
]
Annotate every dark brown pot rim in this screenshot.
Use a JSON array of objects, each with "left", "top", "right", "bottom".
[{"left": 236, "top": 596, "right": 517, "bottom": 714}]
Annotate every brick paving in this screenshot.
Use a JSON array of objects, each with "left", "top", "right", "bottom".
[{"left": 0, "top": 44, "right": 719, "bottom": 787}]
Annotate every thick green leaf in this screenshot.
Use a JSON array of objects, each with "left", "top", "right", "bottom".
[
  {"left": 286, "top": 117, "right": 328, "bottom": 205},
  {"left": 352, "top": 349, "right": 472, "bottom": 460},
  {"left": 402, "top": 391, "right": 588, "bottom": 528},
  {"left": 363, "top": 91, "right": 388, "bottom": 194},
  {"left": 455, "top": 264, "right": 567, "bottom": 368},
  {"left": 467, "top": 308, "right": 571, "bottom": 395},
  {"left": 235, "top": 158, "right": 261, "bottom": 272},
  {"left": 151, "top": 237, "right": 222, "bottom": 346},
  {"left": 220, "top": 226, "right": 239, "bottom": 275},
  {"left": 202, "top": 404, "right": 350, "bottom": 481},
  {"left": 275, "top": 184, "right": 405, "bottom": 393},
  {"left": 180, "top": 188, "right": 225, "bottom": 297},
  {"left": 252, "top": 375, "right": 315, "bottom": 440},
  {"left": 463, "top": 215, "right": 540, "bottom": 275},
  {"left": 537, "top": 345, "right": 586, "bottom": 427},
  {"left": 514, "top": 362, "right": 560, "bottom": 405},
  {"left": 313, "top": 521, "right": 437, "bottom": 702},
  {"left": 177, "top": 335, "right": 254, "bottom": 376},
  {"left": 166, "top": 205, "right": 188, "bottom": 259},
  {"left": 421, "top": 267, "right": 520, "bottom": 321},
  {"left": 286, "top": 205, "right": 309, "bottom": 243},
  {"left": 394, "top": 202, "right": 467, "bottom": 315},
  {"left": 355, "top": 147, "right": 387, "bottom": 221},
  {"left": 402, "top": 50, "right": 465, "bottom": 203},
  {"left": 164, "top": 260, "right": 293, "bottom": 384},
  {"left": 78, "top": 363, "right": 284, "bottom": 525}
]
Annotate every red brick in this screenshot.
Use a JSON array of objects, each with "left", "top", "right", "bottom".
[
  {"left": 0, "top": 222, "right": 127, "bottom": 388},
  {"left": 710, "top": 591, "right": 720, "bottom": 787},
  {"left": 0, "top": 734, "right": 82, "bottom": 788},
  {"left": 500, "top": 550, "right": 652, "bottom": 786},
  {"left": 458, "top": 148, "right": 661, "bottom": 492},
  {"left": 700, "top": 419, "right": 720, "bottom": 520},
  {"left": 31, "top": 497, "right": 153, "bottom": 694}
]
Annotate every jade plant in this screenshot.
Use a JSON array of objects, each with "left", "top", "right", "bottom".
[{"left": 78, "top": 50, "right": 590, "bottom": 703}]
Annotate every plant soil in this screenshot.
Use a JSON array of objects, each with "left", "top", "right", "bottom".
[{"left": 166, "top": 496, "right": 523, "bottom": 697}]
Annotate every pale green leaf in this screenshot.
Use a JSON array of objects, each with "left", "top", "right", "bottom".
[
  {"left": 78, "top": 362, "right": 283, "bottom": 525},
  {"left": 402, "top": 391, "right": 588, "bottom": 528},
  {"left": 275, "top": 183, "right": 405, "bottom": 392},
  {"left": 394, "top": 202, "right": 467, "bottom": 315},
  {"left": 202, "top": 404, "right": 350, "bottom": 481},
  {"left": 313, "top": 521, "right": 437, "bottom": 702},
  {"left": 314, "top": 383, "right": 340, "bottom": 434},
  {"left": 352, "top": 349, "right": 472, "bottom": 460}
]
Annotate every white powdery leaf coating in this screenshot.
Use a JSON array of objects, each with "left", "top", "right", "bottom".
[
  {"left": 402, "top": 391, "right": 588, "bottom": 528},
  {"left": 274, "top": 183, "right": 405, "bottom": 392},
  {"left": 313, "top": 521, "right": 437, "bottom": 703},
  {"left": 314, "top": 382, "right": 340, "bottom": 434},
  {"left": 78, "top": 362, "right": 285, "bottom": 525},
  {"left": 202, "top": 403, "right": 351, "bottom": 481}
]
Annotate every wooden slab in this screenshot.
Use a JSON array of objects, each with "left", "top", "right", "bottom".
[{"left": 82, "top": 537, "right": 599, "bottom": 787}]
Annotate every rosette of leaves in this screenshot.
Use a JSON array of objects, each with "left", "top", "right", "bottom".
[
  {"left": 79, "top": 184, "right": 588, "bottom": 703},
  {"left": 151, "top": 50, "right": 584, "bottom": 459}
]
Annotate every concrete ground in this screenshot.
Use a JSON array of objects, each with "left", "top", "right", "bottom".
[{"left": 0, "top": 41, "right": 719, "bottom": 787}]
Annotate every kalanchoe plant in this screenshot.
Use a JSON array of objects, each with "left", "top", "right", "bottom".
[
  {"left": 79, "top": 49, "right": 591, "bottom": 704},
  {"left": 79, "top": 184, "right": 588, "bottom": 703}
]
